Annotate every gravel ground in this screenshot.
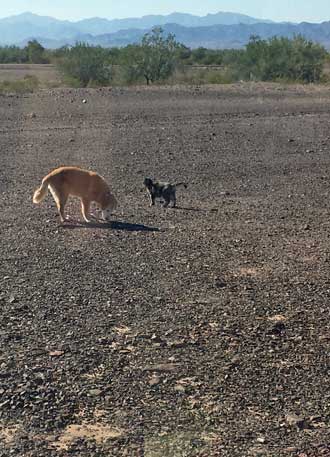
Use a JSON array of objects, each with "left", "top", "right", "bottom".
[{"left": 1, "top": 83, "right": 330, "bottom": 456}]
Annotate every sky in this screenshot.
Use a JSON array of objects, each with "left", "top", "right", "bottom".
[{"left": 0, "top": 0, "right": 330, "bottom": 23}]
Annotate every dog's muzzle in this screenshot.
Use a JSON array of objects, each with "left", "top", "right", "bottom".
[{"left": 102, "top": 209, "right": 112, "bottom": 221}]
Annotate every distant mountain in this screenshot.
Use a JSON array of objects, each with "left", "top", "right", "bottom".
[
  {"left": 20, "top": 22, "right": 330, "bottom": 51},
  {"left": 0, "top": 12, "right": 78, "bottom": 43},
  {"left": 77, "top": 11, "right": 274, "bottom": 34},
  {"left": 1, "top": 12, "right": 330, "bottom": 50},
  {"left": 0, "top": 11, "right": 273, "bottom": 45}
]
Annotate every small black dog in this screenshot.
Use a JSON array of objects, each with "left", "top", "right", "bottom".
[{"left": 144, "top": 178, "right": 187, "bottom": 208}]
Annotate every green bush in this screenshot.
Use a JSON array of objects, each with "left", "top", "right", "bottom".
[
  {"left": 0, "top": 45, "right": 27, "bottom": 63},
  {"left": 242, "top": 35, "right": 327, "bottom": 83},
  {"left": 57, "top": 43, "right": 112, "bottom": 87}
]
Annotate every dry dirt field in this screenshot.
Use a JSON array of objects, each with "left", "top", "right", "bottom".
[
  {"left": 1, "top": 83, "right": 330, "bottom": 456},
  {"left": 0, "top": 64, "right": 60, "bottom": 84}
]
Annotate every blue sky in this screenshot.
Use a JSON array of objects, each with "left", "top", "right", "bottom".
[{"left": 0, "top": 0, "right": 330, "bottom": 23}]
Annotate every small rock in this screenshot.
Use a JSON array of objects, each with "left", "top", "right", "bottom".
[
  {"left": 169, "top": 340, "right": 186, "bottom": 348},
  {"left": 89, "top": 389, "right": 102, "bottom": 396},
  {"left": 82, "top": 99, "right": 87, "bottom": 104},
  {"left": 49, "top": 350, "right": 64, "bottom": 357},
  {"left": 215, "top": 279, "right": 226, "bottom": 288},
  {"left": 174, "top": 384, "right": 186, "bottom": 393},
  {"left": 256, "top": 436, "right": 266, "bottom": 444},
  {"left": 151, "top": 334, "right": 163, "bottom": 343},
  {"left": 285, "top": 414, "right": 306, "bottom": 429},
  {"left": 149, "top": 376, "right": 160, "bottom": 386},
  {"left": 269, "top": 322, "right": 286, "bottom": 336}
]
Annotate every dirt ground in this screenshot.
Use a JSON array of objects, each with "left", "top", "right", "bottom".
[
  {"left": 0, "top": 64, "right": 60, "bottom": 84},
  {"left": 1, "top": 83, "right": 330, "bottom": 456}
]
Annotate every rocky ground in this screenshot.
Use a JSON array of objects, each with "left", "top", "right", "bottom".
[{"left": 1, "top": 83, "right": 330, "bottom": 456}]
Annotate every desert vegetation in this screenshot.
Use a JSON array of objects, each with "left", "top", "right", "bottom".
[{"left": 0, "top": 28, "right": 328, "bottom": 89}]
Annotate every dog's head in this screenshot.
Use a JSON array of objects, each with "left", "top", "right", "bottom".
[
  {"left": 144, "top": 178, "right": 153, "bottom": 189},
  {"left": 100, "top": 191, "right": 118, "bottom": 221}
]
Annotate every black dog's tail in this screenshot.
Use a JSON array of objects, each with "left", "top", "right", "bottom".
[{"left": 174, "top": 182, "right": 187, "bottom": 189}]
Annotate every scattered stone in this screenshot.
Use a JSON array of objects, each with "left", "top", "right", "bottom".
[
  {"left": 285, "top": 414, "right": 307, "bottom": 429},
  {"left": 149, "top": 375, "right": 161, "bottom": 386},
  {"left": 256, "top": 436, "right": 266, "bottom": 444},
  {"left": 174, "top": 384, "right": 186, "bottom": 393},
  {"left": 88, "top": 389, "right": 103, "bottom": 397},
  {"left": 49, "top": 350, "right": 65, "bottom": 357}
]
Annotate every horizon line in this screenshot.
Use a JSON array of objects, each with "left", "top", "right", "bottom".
[{"left": 0, "top": 10, "right": 326, "bottom": 25}]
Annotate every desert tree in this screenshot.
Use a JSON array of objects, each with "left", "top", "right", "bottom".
[
  {"left": 25, "top": 40, "right": 48, "bottom": 63},
  {"left": 121, "top": 27, "right": 181, "bottom": 84}
]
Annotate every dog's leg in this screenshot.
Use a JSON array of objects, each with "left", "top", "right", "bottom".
[
  {"left": 81, "top": 198, "right": 91, "bottom": 223},
  {"left": 172, "top": 196, "right": 176, "bottom": 208},
  {"left": 49, "top": 185, "right": 68, "bottom": 223},
  {"left": 149, "top": 193, "right": 155, "bottom": 207}
]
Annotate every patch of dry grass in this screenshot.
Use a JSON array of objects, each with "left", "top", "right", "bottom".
[{"left": 0, "top": 75, "right": 39, "bottom": 94}]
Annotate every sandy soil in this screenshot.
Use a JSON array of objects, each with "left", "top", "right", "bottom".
[{"left": 1, "top": 83, "right": 330, "bottom": 456}]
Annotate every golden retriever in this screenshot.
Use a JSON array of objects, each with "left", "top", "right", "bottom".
[{"left": 33, "top": 166, "right": 117, "bottom": 223}]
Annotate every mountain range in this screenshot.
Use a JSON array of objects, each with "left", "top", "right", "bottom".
[{"left": 1, "top": 12, "right": 330, "bottom": 50}]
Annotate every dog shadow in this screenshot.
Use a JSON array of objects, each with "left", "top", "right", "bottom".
[{"left": 61, "top": 219, "right": 160, "bottom": 232}]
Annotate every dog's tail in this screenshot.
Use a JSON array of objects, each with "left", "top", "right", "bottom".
[
  {"left": 174, "top": 182, "right": 187, "bottom": 189},
  {"left": 33, "top": 177, "right": 50, "bottom": 204}
]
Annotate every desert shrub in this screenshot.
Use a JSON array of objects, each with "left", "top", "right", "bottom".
[
  {"left": 0, "top": 45, "right": 28, "bottom": 63},
  {"left": 167, "top": 66, "right": 237, "bottom": 85},
  {"left": 188, "top": 47, "right": 224, "bottom": 65},
  {"left": 57, "top": 43, "right": 112, "bottom": 87},
  {"left": 241, "top": 35, "right": 327, "bottom": 83},
  {"left": 0, "top": 40, "right": 49, "bottom": 64},
  {"left": 204, "top": 69, "right": 237, "bottom": 84}
]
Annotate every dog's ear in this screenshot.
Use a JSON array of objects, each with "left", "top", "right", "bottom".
[{"left": 144, "top": 178, "right": 152, "bottom": 186}]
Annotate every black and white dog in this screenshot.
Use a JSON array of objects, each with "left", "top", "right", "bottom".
[{"left": 144, "top": 178, "right": 187, "bottom": 208}]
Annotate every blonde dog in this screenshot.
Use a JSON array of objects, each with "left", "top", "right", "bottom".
[{"left": 33, "top": 166, "right": 117, "bottom": 223}]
